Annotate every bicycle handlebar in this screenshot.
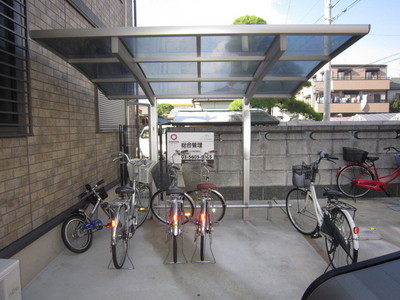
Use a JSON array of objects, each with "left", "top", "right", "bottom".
[{"left": 384, "top": 146, "right": 400, "bottom": 153}]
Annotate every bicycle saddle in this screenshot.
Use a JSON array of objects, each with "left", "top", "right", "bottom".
[
  {"left": 367, "top": 156, "right": 379, "bottom": 162},
  {"left": 323, "top": 187, "right": 342, "bottom": 199},
  {"left": 115, "top": 185, "right": 134, "bottom": 195},
  {"left": 166, "top": 187, "right": 186, "bottom": 195},
  {"left": 197, "top": 182, "right": 217, "bottom": 190}
]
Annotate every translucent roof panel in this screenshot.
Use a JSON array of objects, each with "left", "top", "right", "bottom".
[{"left": 30, "top": 25, "right": 370, "bottom": 103}]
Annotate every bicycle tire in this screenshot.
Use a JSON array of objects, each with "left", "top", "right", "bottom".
[
  {"left": 173, "top": 234, "right": 178, "bottom": 263},
  {"left": 200, "top": 235, "right": 205, "bottom": 261},
  {"left": 325, "top": 209, "right": 358, "bottom": 268},
  {"left": 188, "top": 189, "right": 226, "bottom": 223},
  {"left": 286, "top": 188, "right": 318, "bottom": 235},
  {"left": 111, "top": 205, "right": 128, "bottom": 269},
  {"left": 136, "top": 183, "right": 151, "bottom": 228},
  {"left": 150, "top": 190, "right": 195, "bottom": 224},
  {"left": 337, "top": 164, "right": 374, "bottom": 198},
  {"left": 61, "top": 214, "right": 93, "bottom": 253}
]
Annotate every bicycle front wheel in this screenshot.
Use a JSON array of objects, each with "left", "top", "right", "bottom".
[
  {"left": 136, "top": 183, "right": 151, "bottom": 228},
  {"left": 111, "top": 205, "right": 128, "bottom": 269},
  {"left": 337, "top": 164, "right": 374, "bottom": 198},
  {"left": 325, "top": 209, "right": 358, "bottom": 268},
  {"left": 150, "top": 190, "right": 195, "bottom": 224},
  {"left": 61, "top": 214, "right": 93, "bottom": 253},
  {"left": 188, "top": 189, "right": 226, "bottom": 223},
  {"left": 286, "top": 188, "right": 318, "bottom": 235}
]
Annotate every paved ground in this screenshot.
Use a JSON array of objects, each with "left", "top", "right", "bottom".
[{"left": 22, "top": 197, "right": 400, "bottom": 300}]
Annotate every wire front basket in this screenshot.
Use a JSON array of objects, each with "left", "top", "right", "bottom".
[
  {"left": 292, "top": 165, "right": 314, "bottom": 188},
  {"left": 342, "top": 147, "right": 368, "bottom": 163},
  {"left": 127, "top": 160, "right": 157, "bottom": 184},
  {"left": 151, "top": 161, "right": 172, "bottom": 190}
]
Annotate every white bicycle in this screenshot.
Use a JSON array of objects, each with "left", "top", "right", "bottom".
[{"left": 286, "top": 151, "right": 359, "bottom": 269}]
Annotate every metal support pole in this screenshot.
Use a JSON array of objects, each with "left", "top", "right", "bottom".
[
  {"left": 149, "top": 102, "right": 158, "bottom": 161},
  {"left": 242, "top": 98, "right": 251, "bottom": 220},
  {"left": 323, "top": 0, "right": 332, "bottom": 122}
]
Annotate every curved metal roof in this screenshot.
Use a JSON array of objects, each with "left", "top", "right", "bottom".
[{"left": 30, "top": 24, "right": 370, "bottom": 105}]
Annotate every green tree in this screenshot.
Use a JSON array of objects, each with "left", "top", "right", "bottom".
[
  {"left": 228, "top": 98, "right": 322, "bottom": 121},
  {"left": 157, "top": 103, "right": 174, "bottom": 116},
  {"left": 390, "top": 98, "right": 400, "bottom": 113},
  {"left": 233, "top": 15, "right": 267, "bottom": 24}
]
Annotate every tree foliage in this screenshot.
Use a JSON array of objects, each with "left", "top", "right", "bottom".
[
  {"left": 390, "top": 98, "right": 400, "bottom": 113},
  {"left": 228, "top": 98, "right": 322, "bottom": 121},
  {"left": 233, "top": 15, "right": 267, "bottom": 24},
  {"left": 157, "top": 103, "right": 174, "bottom": 116}
]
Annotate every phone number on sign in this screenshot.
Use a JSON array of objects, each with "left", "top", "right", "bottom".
[{"left": 181, "top": 153, "right": 213, "bottom": 161}]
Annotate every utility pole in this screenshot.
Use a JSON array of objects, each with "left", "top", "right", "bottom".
[{"left": 323, "top": 0, "right": 332, "bottom": 121}]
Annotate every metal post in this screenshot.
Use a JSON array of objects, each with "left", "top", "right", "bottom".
[
  {"left": 323, "top": 0, "right": 332, "bottom": 122},
  {"left": 242, "top": 98, "right": 251, "bottom": 220},
  {"left": 149, "top": 102, "right": 158, "bottom": 161}
]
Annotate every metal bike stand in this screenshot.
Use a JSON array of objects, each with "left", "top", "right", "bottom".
[
  {"left": 107, "top": 253, "right": 135, "bottom": 270},
  {"left": 191, "top": 233, "right": 216, "bottom": 264},
  {"left": 164, "top": 232, "right": 188, "bottom": 264}
]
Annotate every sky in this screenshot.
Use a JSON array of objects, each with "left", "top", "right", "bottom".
[{"left": 136, "top": 0, "right": 400, "bottom": 78}]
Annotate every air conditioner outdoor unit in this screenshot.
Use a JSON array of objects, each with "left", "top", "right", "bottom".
[{"left": 0, "top": 259, "right": 21, "bottom": 300}]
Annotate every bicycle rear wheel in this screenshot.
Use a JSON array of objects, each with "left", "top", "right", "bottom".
[
  {"left": 136, "top": 183, "right": 151, "bottom": 228},
  {"left": 188, "top": 189, "right": 226, "bottom": 223},
  {"left": 286, "top": 188, "right": 318, "bottom": 235},
  {"left": 325, "top": 209, "right": 358, "bottom": 268},
  {"left": 111, "top": 205, "right": 128, "bottom": 269},
  {"left": 337, "top": 164, "right": 373, "bottom": 198},
  {"left": 61, "top": 214, "right": 93, "bottom": 253},
  {"left": 150, "top": 190, "right": 195, "bottom": 224}
]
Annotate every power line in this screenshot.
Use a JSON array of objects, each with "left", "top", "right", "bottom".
[
  {"left": 314, "top": 0, "right": 362, "bottom": 23},
  {"left": 331, "top": 0, "right": 362, "bottom": 22},
  {"left": 369, "top": 52, "right": 400, "bottom": 64},
  {"left": 285, "top": 0, "right": 292, "bottom": 24}
]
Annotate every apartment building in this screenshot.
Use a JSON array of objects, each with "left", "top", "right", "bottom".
[
  {"left": 313, "top": 64, "right": 391, "bottom": 115},
  {"left": 0, "top": 0, "right": 132, "bottom": 285}
]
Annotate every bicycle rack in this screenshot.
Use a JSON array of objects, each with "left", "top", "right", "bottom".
[
  {"left": 191, "top": 232, "right": 216, "bottom": 264},
  {"left": 164, "top": 231, "right": 188, "bottom": 264},
  {"left": 107, "top": 253, "right": 135, "bottom": 270}
]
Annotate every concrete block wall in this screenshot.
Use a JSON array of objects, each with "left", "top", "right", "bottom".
[
  {"left": 0, "top": 0, "right": 131, "bottom": 251},
  {"left": 169, "top": 122, "right": 400, "bottom": 200}
]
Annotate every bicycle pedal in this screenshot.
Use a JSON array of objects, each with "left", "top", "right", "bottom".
[{"left": 311, "top": 232, "right": 322, "bottom": 239}]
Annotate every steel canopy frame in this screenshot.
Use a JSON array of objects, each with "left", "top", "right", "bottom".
[{"left": 30, "top": 24, "right": 370, "bottom": 219}]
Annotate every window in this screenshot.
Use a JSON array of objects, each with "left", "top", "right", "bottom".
[
  {"left": 97, "top": 90, "right": 126, "bottom": 132},
  {"left": 366, "top": 70, "right": 378, "bottom": 80},
  {"left": 337, "top": 70, "right": 351, "bottom": 80},
  {"left": 0, "top": 0, "right": 31, "bottom": 137}
]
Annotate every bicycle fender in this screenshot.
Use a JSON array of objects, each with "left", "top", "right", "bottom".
[{"left": 341, "top": 209, "right": 360, "bottom": 251}]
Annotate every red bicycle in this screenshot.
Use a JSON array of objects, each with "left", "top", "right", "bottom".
[{"left": 336, "top": 146, "right": 400, "bottom": 198}]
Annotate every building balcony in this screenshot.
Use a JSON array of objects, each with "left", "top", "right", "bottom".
[
  {"left": 314, "top": 102, "right": 390, "bottom": 114},
  {"left": 315, "top": 78, "right": 391, "bottom": 91}
]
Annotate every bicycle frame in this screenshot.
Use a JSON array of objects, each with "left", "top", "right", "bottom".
[
  {"left": 306, "top": 182, "right": 359, "bottom": 252},
  {"left": 339, "top": 162, "right": 400, "bottom": 191}
]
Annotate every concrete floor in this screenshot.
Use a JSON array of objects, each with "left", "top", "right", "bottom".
[{"left": 22, "top": 197, "right": 400, "bottom": 300}]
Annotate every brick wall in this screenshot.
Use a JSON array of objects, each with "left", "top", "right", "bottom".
[{"left": 0, "top": 0, "right": 131, "bottom": 250}]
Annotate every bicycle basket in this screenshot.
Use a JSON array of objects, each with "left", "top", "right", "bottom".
[
  {"left": 138, "top": 160, "right": 157, "bottom": 184},
  {"left": 182, "top": 161, "right": 202, "bottom": 191},
  {"left": 151, "top": 161, "right": 172, "bottom": 190},
  {"left": 395, "top": 154, "right": 400, "bottom": 168},
  {"left": 292, "top": 165, "right": 313, "bottom": 188},
  {"left": 342, "top": 147, "right": 368, "bottom": 163}
]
